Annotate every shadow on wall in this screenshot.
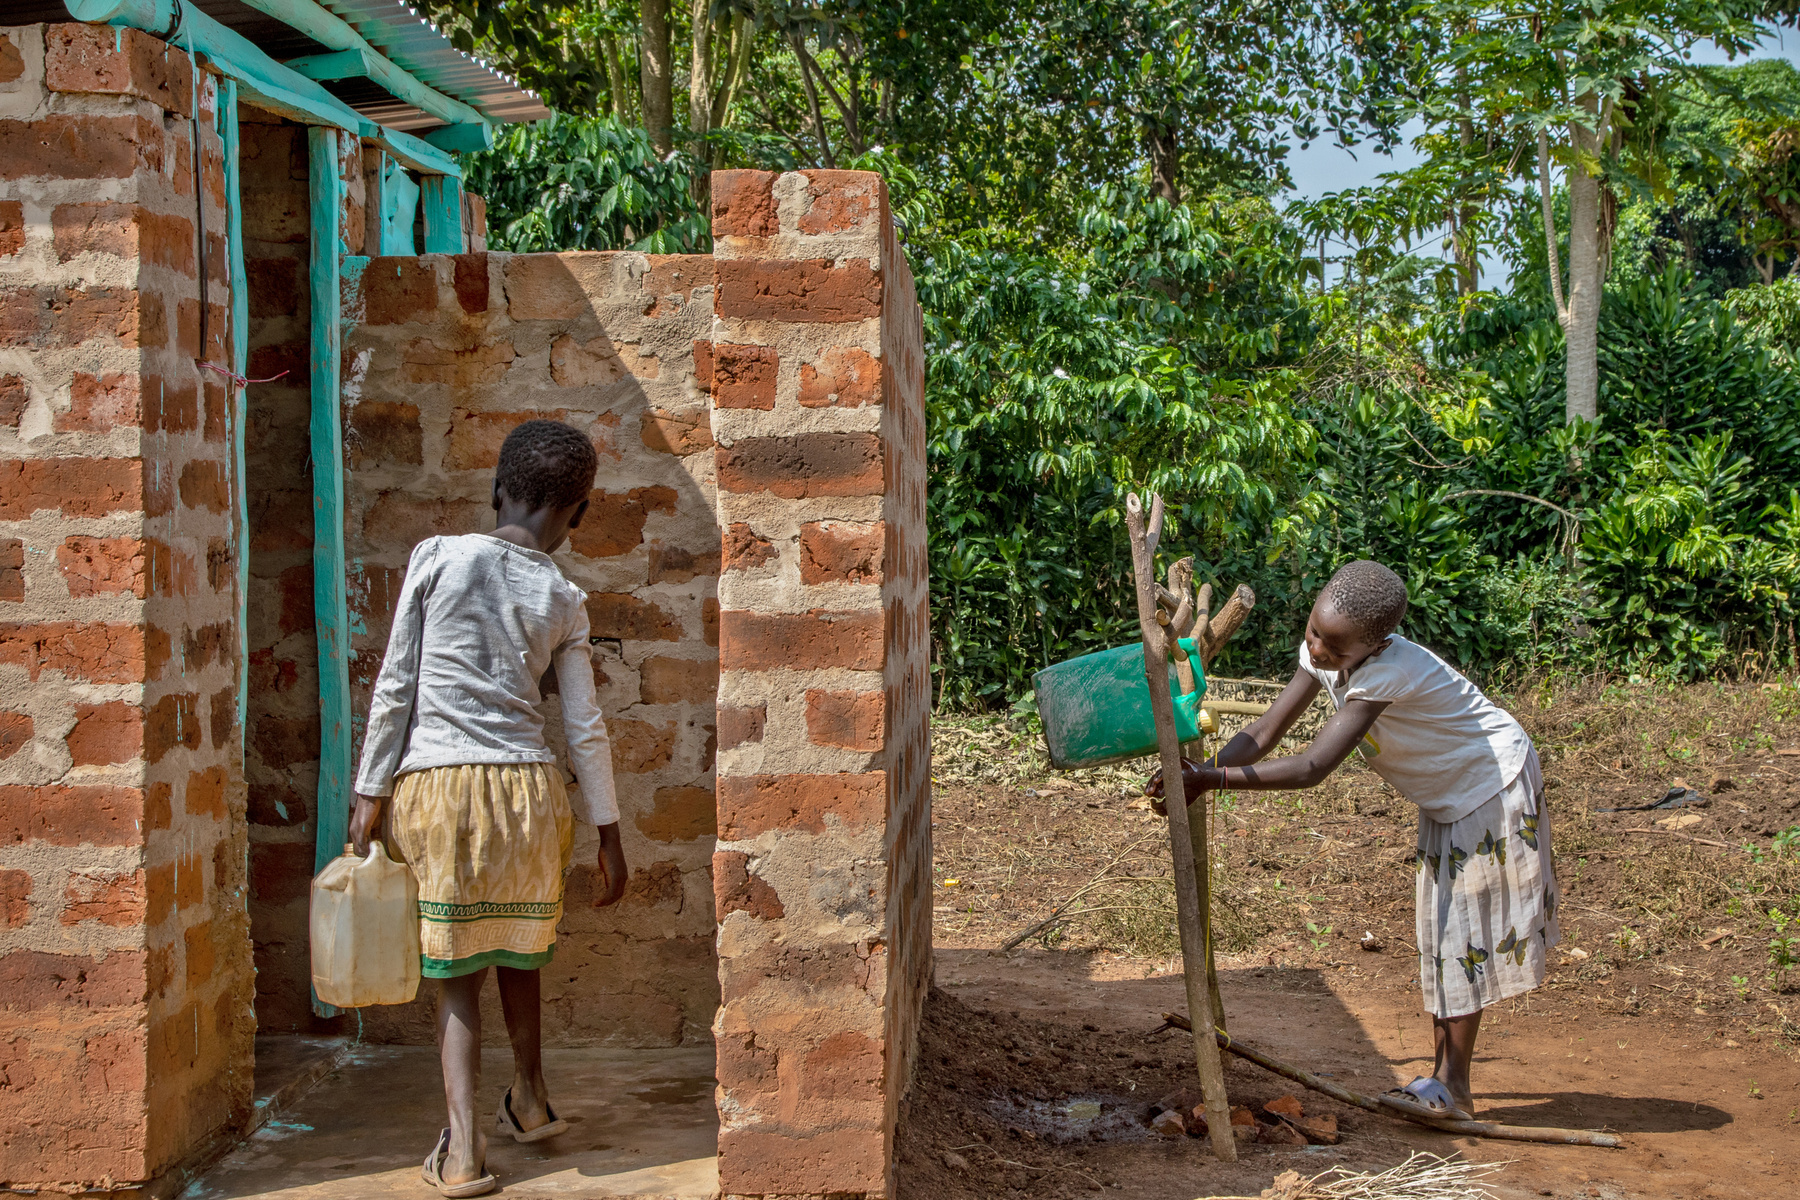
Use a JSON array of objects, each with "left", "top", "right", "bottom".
[{"left": 245, "top": 238, "right": 723, "bottom": 1048}]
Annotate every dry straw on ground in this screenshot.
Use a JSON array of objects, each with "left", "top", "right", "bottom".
[{"left": 1210, "top": 1152, "right": 1506, "bottom": 1199}]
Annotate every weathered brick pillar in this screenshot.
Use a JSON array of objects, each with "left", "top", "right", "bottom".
[
  {"left": 709, "top": 170, "right": 930, "bottom": 1198},
  {"left": 0, "top": 24, "right": 252, "bottom": 1187}
]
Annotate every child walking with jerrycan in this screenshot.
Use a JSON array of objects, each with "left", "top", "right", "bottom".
[
  {"left": 348, "top": 420, "right": 630, "bottom": 1197},
  {"left": 1149, "top": 560, "right": 1560, "bottom": 1122}
]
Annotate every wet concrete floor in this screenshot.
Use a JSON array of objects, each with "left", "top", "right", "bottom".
[{"left": 186, "top": 1041, "right": 718, "bottom": 1199}]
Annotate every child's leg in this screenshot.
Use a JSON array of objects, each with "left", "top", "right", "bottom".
[
  {"left": 437, "top": 969, "right": 489, "bottom": 1183},
  {"left": 1432, "top": 1009, "right": 1482, "bottom": 1111},
  {"left": 497, "top": 965, "right": 553, "bottom": 1130}
]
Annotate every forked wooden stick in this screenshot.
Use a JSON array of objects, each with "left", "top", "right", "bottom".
[
  {"left": 1157, "top": 1012, "right": 1623, "bottom": 1149},
  {"left": 1124, "top": 493, "right": 1236, "bottom": 1161}
]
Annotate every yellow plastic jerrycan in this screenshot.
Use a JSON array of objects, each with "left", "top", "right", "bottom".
[{"left": 310, "top": 842, "right": 421, "bottom": 1008}]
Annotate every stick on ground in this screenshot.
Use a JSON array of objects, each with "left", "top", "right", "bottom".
[{"left": 1156, "top": 1012, "right": 1623, "bottom": 1149}]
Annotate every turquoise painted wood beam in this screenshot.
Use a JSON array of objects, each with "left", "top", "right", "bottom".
[
  {"left": 222, "top": 78, "right": 251, "bottom": 737},
  {"left": 421, "top": 175, "right": 465, "bottom": 253},
  {"left": 225, "top": 0, "right": 492, "bottom": 131},
  {"left": 282, "top": 47, "right": 373, "bottom": 81},
  {"left": 307, "top": 125, "right": 353, "bottom": 898},
  {"left": 65, "top": 0, "right": 463, "bottom": 180},
  {"left": 421, "top": 122, "right": 495, "bottom": 153}
]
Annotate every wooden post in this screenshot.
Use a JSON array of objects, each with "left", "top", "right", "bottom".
[
  {"left": 221, "top": 78, "right": 249, "bottom": 734},
  {"left": 1124, "top": 493, "right": 1235, "bottom": 1160},
  {"left": 307, "top": 127, "right": 352, "bottom": 1017}
]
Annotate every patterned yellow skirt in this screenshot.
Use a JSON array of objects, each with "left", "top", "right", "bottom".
[{"left": 385, "top": 763, "right": 574, "bottom": 978}]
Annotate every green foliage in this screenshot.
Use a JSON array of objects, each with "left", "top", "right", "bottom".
[{"left": 463, "top": 113, "right": 708, "bottom": 252}]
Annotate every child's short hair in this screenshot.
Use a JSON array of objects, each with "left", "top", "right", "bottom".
[
  {"left": 1321, "top": 560, "right": 1408, "bottom": 640},
  {"left": 495, "top": 419, "right": 598, "bottom": 510}
]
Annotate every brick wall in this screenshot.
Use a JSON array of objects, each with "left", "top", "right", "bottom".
[
  {"left": 0, "top": 24, "right": 252, "bottom": 1188},
  {"left": 332, "top": 249, "right": 722, "bottom": 1045},
  {"left": 709, "top": 169, "right": 930, "bottom": 1200}
]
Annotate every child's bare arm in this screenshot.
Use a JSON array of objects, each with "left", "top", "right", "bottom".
[
  {"left": 1212, "top": 669, "right": 1322, "bottom": 769},
  {"left": 1203, "top": 698, "right": 1387, "bottom": 792}
]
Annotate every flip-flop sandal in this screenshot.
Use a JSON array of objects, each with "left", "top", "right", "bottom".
[
  {"left": 1379, "top": 1076, "right": 1474, "bottom": 1122},
  {"left": 495, "top": 1087, "right": 570, "bottom": 1143},
  {"left": 421, "top": 1127, "right": 497, "bottom": 1198}
]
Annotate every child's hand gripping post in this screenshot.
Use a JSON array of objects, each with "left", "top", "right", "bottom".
[{"left": 594, "top": 822, "right": 628, "bottom": 908}]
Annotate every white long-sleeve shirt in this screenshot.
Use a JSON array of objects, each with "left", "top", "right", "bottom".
[{"left": 352, "top": 534, "right": 619, "bottom": 826}]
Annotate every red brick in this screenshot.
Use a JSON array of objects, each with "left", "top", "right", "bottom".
[
  {"left": 184, "top": 920, "right": 215, "bottom": 988},
  {"left": 805, "top": 688, "right": 886, "bottom": 751},
  {"left": 453, "top": 253, "right": 490, "bottom": 313},
  {"left": 0, "top": 538, "right": 21, "bottom": 601},
  {"left": 799, "top": 346, "right": 882, "bottom": 408},
  {"left": 204, "top": 376, "right": 227, "bottom": 441},
  {"left": 0, "top": 784, "right": 143, "bottom": 846},
  {"left": 720, "top": 609, "right": 884, "bottom": 671},
  {"left": 252, "top": 714, "right": 319, "bottom": 773},
  {"left": 0, "top": 949, "right": 145, "bottom": 1012},
  {"left": 502, "top": 252, "right": 604, "bottom": 320},
  {"left": 0, "top": 284, "right": 153, "bottom": 348},
  {"left": 0, "top": 621, "right": 145, "bottom": 684},
  {"left": 210, "top": 684, "right": 235, "bottom": 751},
  {"left": 565, "top": 486, "right": 678, "bottom": 559},
  {"left": 176, "top": 296, "right": 229, "bottom": 361},
  {"left": 693, "top": 339, "right": 714, "bottom": 389},
  {"left": 359, "top": 493, "right": 486, "bottom": 547},
  {"left": 143, "top": 372, "right": 199, "bottom": 434},
  {"left": 797, "top": 170, "right": 884, "bottom": 236},
  {"left": 716, "top": 433, "right": 884, "bottom": 499},
  {"left": 144, "top": 781, "right": 172, "bottom": 832},
  {"left": 249, "top": 841, "right": 315, "bottom": 909},
  {"left": 277, "top": 562, "right": 316, "bottom": 638},
  {"left": 722, "top": 523, "right": 777, "bottom": 573},
  {"left": 713, "top": 343, "right": 778, "bottom": 410},
  {"left": 443, "top": 404, "right": 587, "bottom": 471},
  {"left": 361, "top": 257, "right": 439, "bottom": 324},
  {"left": 179, "top": 459, "right": 230, "bottom": 513},
  {"left": 608, "top": 718, "right": 675, "bottom": 774},
  {"left": 713, "top": 850, "right": 784, "bottom": 919},
  {"left": 718, "top": 1127, "right": 886, "bottom": 1195},
  {"left": 401, "top": 337, "right": 515, "bottom": 388},
  {"left": 0, "top": 114, "right": 163, "bottom": 181},
  {"left": 45, "top": 23, "right": 192, "bottom": 112},
  {"left": 347, "top": 399, "right": 423, "bottom": 468},
  {"left": 717, "top": 704, "right": 766, "bottom": 751},
  {"left": 174, "top": 851, "right": 204, "bottom": 911},
  {"left": 51, "top": 203, "right": 194, "bottom": 274},
  {"left": 0, "top": 201, "right": 21, "bottom": 257},
  {"left": 717, "top": 772, "right": 886, "bottom": 840},
  {"left": 800, "top": 520, "right": 885, "bottom": 584},
  {"left": 185, "top": 766, "right": 227, "bottom": 821},
  {"left": 647, "top": 542, "right": 720, "bottom": 584},
  {"left": 637, "top": 785, "right": 717, "bottom": 843},
  {"left": 620, "top": 859, "right": 685, "bottom": 909},
  {"left": 62, "top": 869, "right": 146, "bottom": 927},
  {"left": 247, "top": 255, "right": 300, "bottom": 318},
  {"left": 0, "top": 712, "right": 29, "bottom": 761},
  {"left": 639, "top": 407, "right": 712, "bottom": 456},
  {"left": 641, "top": 254, "right": 712, "bottom": 306},
  {"left": 711, "top": 170, "right": 779, "bottom": 237},
  {"left": 584, "top": 592, "right": 682, "bottom": 642},
  {"left": 207, "top": 535, "right": 233, "bottom": 592},
  {"left": 184, "top": 623, "right": 229, "bottom": 670},
  {"left": 57, "top": 536, "right": 145, "bottom": 597},
  {"left": 0, "top": 869, "right": 29, "bottom": 928},
  {"left": 0, "top": 458, "right": 142, "bottom": 519},
  {"left": 66, "top": 701, "right": 142, "bottom": 766},
  {"left": 639, "top": 655, "right": 720, "bottom": 705},
  {"left": 59, "top": 372, "right": 140, "bottom": 432},
  {"left": 144, "top": 692, "right": 199, "bottom": 763},
  {"left": 715, "top": 258, "right": 882, "bottom": 323},
  {"left": 801, "top": 1029, "right": 884, "bottom": 1103},
  {"left": 0, "top": 373, "right": 24, "bottom": 427},
  {"left": 247, "top": 782, "right": 306, "bottom": 828}
]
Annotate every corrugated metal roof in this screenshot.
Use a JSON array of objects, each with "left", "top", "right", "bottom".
[{"left": 309, "top": 0, "right": 549, "bottom": 129}]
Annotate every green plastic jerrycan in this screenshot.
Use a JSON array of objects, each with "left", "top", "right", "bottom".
[{"left": 1032, "top": 638, "right": 1207, "bottom": 770}]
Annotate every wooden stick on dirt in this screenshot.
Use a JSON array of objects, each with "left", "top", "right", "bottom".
[
  {"left": 1157, "top": 1012, "right": 1623, "bottom": 1149},
  {"left": 1125, "top": 492, "right": 1236, "bottom": 1162}
]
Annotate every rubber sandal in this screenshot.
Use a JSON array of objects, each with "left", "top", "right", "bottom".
[
  {"left": 495, "top": 1086, "right": 570, "bottom": 1143},
  {"left": 1378, "top": 1076, "right": 1474, "bottom": 1122},
  {"left": 421, "top": 1127, "right": 497, "bottom": 1198}
]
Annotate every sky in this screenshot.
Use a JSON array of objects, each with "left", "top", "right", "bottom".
[{"left": 1281, "top": 29, "right": 1800, "bottom": 284}]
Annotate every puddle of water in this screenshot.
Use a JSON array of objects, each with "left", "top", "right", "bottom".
[{"left": 986, "top": 1094, "right": 1154, "bottom": 1144}]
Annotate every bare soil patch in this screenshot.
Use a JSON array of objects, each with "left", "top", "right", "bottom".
[{"left": 897, "top": 677, "right": 1800, "bottom": 1198}]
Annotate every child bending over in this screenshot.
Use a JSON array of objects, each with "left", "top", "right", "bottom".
[
  {"left": 1150, "top": 560, "right": 1559, "bottom": 1122},
  {"left": 349, "top": 420, "right": 629, "bottom": 1197}
]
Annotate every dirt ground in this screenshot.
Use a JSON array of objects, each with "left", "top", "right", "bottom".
[{"left": 894, "top": 676, "right": 1800, "bottom": 1199}]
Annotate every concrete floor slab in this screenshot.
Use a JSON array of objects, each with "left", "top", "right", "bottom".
[{"left": 185, "top": 1043, "right": 718, "bottom": 1200}]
